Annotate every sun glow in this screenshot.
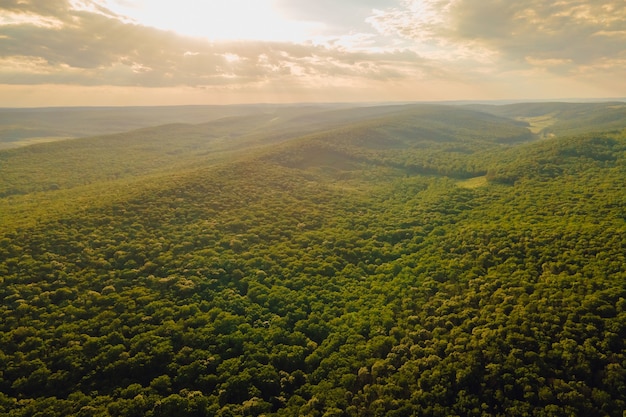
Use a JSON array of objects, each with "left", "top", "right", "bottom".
[{"left": 102, "top": 0, "right": 322, "bottom": 42}]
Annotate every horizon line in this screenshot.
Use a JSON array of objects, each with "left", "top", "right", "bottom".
[{"left": 1, "top": 97, "right": 625, "bottom": 110}]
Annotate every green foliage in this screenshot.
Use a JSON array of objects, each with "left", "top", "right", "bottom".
[
  {"left": 470, "top": 101, "right": 626, "bottom": 137},
  {"left": 0, "top": 103, "right": 625, "bottom": 416}
]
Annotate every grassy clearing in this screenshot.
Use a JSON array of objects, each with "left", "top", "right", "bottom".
[
  {"left": 0, "top": 136, "right": 74, "bottom": 150},
  {"left": 516, "top": 113, "right": 557, "bottom": 134},
  {"left": 456, "top": 175, "right": 488, "bottom": 188}
]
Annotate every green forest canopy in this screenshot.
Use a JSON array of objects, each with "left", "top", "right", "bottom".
[{"left": 0, "top": 102, "right": 625, "bottom": 416}]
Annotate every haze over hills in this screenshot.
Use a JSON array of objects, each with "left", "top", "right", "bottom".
[
  {"left": 0, "top": 103, "right": 532, "bottom": 199},
  {"left": 0, "top": 102, "right": 625, "bottom": 416},
  {"left": 0, "top": 104, "right": 356, "bottom": 149},
  {"left": 466, "top": 101, "right": 626, "bottom": 137},
  {"left": 2, "top": 101, "right": 626, "bottom": 149}
]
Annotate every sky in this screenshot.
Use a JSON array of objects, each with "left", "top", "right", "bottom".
[{"left": 1, "top": 0, "right": 625, "bottom": 106}]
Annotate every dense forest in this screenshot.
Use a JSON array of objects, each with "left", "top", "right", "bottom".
[{"left": 0, "top": 102, "right": 625, "bottom": 416}]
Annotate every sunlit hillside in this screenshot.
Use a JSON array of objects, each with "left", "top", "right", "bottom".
[{"left": 0, "top": 103, "right": 625, "bottom": 416}]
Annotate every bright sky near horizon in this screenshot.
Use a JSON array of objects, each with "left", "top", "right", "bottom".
[{"left": 1, "top": 0, "right": 625, "bottom": 106}]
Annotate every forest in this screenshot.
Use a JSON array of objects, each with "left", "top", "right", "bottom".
[{"left": 0, "top": 102, "right": 625, "bottom": 416}]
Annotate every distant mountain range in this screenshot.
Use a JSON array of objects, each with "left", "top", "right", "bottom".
[{"left": 1, "top": 100, "right": 625, "bottom": 148}]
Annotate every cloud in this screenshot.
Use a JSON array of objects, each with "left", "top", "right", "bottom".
[
  {"left": 2, "top": 0, "right": 625, "bottom": 105},
  {"left": 273, "top": 0, "right": 395, "bottom": 33},
  {"left": 0, "top": 0, "right": 436, "bottom": 90},
  {"left": 0, "top": 0, "right": 70, "bottom": 16},
  {"left": 367, "top": 0, "right": 626, "bottom": 73}
]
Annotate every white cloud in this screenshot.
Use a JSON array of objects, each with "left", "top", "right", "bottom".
[
  {"left": 1, "top": 0, "right": 625, "bottom": 104},
  {"left": 0, "top": 0, "right": 441, "bottom": 90},
  {"left": 367, "top": 0, "right": 626, "bottom": 74}
]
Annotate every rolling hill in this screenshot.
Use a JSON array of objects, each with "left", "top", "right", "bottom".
[
  {"left": 0, "top": 104, "right": 357, "bottom": 149},
  {"left": 468, "top": 101, "right": 626, "bottom": 137},
  {"left": 0, "top": 103, "right": 625, "bottom": 416}
]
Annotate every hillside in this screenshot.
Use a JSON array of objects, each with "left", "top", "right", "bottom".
[
  {"left": 0, "top": 104, "right": 530, "bottom": 198},
  {"left": 468, "top": 101, "right": 626, "bottom": 137},
  {"left": 0, "top": 104, "right": 358, "bottom": 149},
  {"left": 0, "top": 103, "right": 625, "bottom": 416}
]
